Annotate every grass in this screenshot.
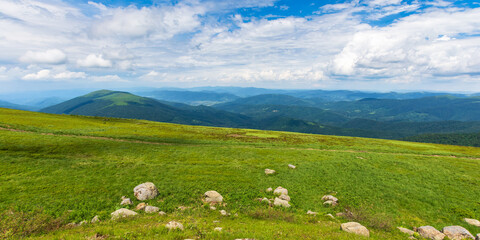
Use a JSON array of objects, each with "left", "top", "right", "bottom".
[{"left": 0, "top": 108, "right": 479, "bottom": 239}]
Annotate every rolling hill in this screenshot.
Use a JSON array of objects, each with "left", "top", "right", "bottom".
[
  {"left": 0, "top": 108, "right": 479, "bottom": 239},
  {"left": 41, "top": 90, "right": 253, "bottom": 128}
]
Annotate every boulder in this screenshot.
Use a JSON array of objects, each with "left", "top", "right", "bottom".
[
  {"left": 417, "top": 226, "right": 446, "bottom": 240},
  {"left": 306, "top": 210, "right": 317, "bottom": 215},
  {"left": 133, "top": 182, "right": 159, "bottom": 200},
  {"left": 323, "top": 200, "right": 338, "bottom": 207},
  {"left": 266, "top": 187, "right": 273, "bottom": 192},
  {"left": 340, "top": 222, "right": 369, "bottom": 237},
  {"left": 120, "top": 196, "right": 133, "bottom": 205},
  {"left": 91, "top": 215, "right": 100, "bottom": 223},
  {"left": 145, "top": 206, "right": 160, "bottom": 213},
  {"left": 273, "top": 186, "right": 288, "bottom": 195},
  {"left": 165, "top": 221, "right": 184, "bottom": 230},
  {"left": 204, "top": 191, "right": 223, "bottom": 204},
  {"left": 265, "top": 169, "right": 276, "bottom": 175},
  {"left": 397, "top": 227, "right": 415, "bottom": 236},
  {"left": 321, "top": 195, "right": 338, "bottom": 202},
  {"left": 279, "top": 194, "right": 291, "bottom": 202},
  {"left": 464, "top": 218, "right": 480, "bottom": 227},
  {"left": 442, "top": 226, "right": 474, "bottom": 240},
  {"left": 135, "top": 202, "right": 147, "bottom": 211},
  {"left": 288, "top": 164, "right": 296, "bottom": 169},
  {"left": 274, "top": 197, "right": 291, "bottom": 208},
  {"left": 111, "top": 208, "right": 138, "bottom": 220}
]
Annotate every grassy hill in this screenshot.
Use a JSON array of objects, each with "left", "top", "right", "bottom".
[
  {"left": 1, "top": 108, "right": 480, "bottom": 239},
  {"left": 41, "top": 90, "right": 253, "bottom": 128}
]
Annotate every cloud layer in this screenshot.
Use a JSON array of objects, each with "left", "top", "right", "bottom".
[{"left": 1, "top": 0, "right": 480, "bottom": 92}]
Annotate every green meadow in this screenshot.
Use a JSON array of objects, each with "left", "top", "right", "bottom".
[{"left": 0, "top": 108, "right": 479, "bottom": 239}]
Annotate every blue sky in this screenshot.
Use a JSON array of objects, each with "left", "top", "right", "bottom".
[{"left": 1, "top": 0, "right": 480, "bottom": 93}]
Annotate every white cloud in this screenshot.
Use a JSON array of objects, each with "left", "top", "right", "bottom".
[
  {"left": 77, "top": 54, "right": 112, "bottom": 68},
  {"left": 22, "top": 69, "right": 51, "bottom": 80},
  {"left": 53, "top": 71, "right": 86, "bottom": 79},
  {"left": 92, "top": 74, "right": 127, "bottom": 82},
  {"left": 19, "top": 49, "right": 67, "bottom": 65},
  {"left": 90, "top": 4, "right": 205, "bottom": 39}
]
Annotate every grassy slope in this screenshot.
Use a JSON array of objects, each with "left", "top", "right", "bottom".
[{"left": 0, "top": 108, "right": 480, "bottom": 239}]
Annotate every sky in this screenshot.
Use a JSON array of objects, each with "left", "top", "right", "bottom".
[{"left": 1, "top": 0, "right": 480, "bottom": 93}]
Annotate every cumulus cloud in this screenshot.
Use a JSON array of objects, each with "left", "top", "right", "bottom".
[
  {"left": 22, "top": 69, "right": 51, "bottom": 80},
  {"left": 89, "top": 3, "right": 205, "bottom": 39},
  {"left": 19, "top": 49, "right": 67, "bottom": 65},
  {"left": 53, "top": 71, "right": 86, "bottom": 79},
  {"left": 77, "top": 54, "right": 112, "bottom": 68},
  {"left": 92, "top": 74, "right": 127, "bottom": 82}
]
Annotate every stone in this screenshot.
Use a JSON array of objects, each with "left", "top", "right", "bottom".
[
  {"left": 120, "top": 196, "right": 133, "bottom": 205},
  {"left": 274, "top": 197, "right": 291, "bottom": 208},
  {"left": 135, "top": 203, "right": 147, "bottom": 211},
  {"left": 158, "top": 211, "right": 166, "bottom": 216},
  {"left": 397, "top": 227, "right": 415, "bottom": 236},
  {"left": 204, "top": 191, "right": 223, "bottom": 204},
  {"left": 325, "top": 213, "right": 335, "bottom": 219},
  {"left": 178, "top": 206, "right": 190, "bottom": 211},
  {"left": 306, "top": 210, "right": 317, "bottom": 215},
  {"left": 111, "top": 208, "right": 138, "bottom": 220},
  {"left": 261, "top": 197, "right": 270, "bottom": 204},
  {"left": 278, "top": 194, "right": 291, "bottom": 202},
  {"left": 273, "top": 186, "right": 288, "bottom": 195},
  {"left": 91, "top": 215, "right": 100, "bottom": 223},
  {"left": 476, "top": 233, "right": 479, "bottom": 240},
  {"left": 417, "top": 226, "right": 446, "bottom": 240},
  {"left": 265, "top": 169, "right": 276, "bottom": 175},
  {"left": 266, "top": 187, "right": 273, "bottom": 192},
  {"left": 165, "top": 221, "right": 184, "bottom": 230},
  {"left": 336, "top": 212, "right": 345, "bottom": 217},
  {"left": 214, "top": 227, "right": 222, "bottom": 232},
  {"left": 288, "top": 164, "right": 296, "bottom": 169},
  {"left": 210, "top": 206, "right": 217, "bottom": 210},
  {"left": 321, "top": 195, "right": 338, "bottom": 202},
  {"left": 79, "top": 220, "right": 88, "bottom": 225},
  {"left": 213, "top": 220, "right": 220, "bottom": 223},
  {"left": 220, "top": 210, "right": 228, "bottom": 216},
  {"left": 464, "top": 218, "right": 480, "bottom": 227},
  {"left": 442, "top": 226, "right": 474, "bottom": 240},
  {"left": 340, "top": 222, "right": 370, "bottom": 237},
  {"left": 145, "top": 206, "right": 160, "bottom": 213},
  {"left": 133, "top": 182, "right": 158, "bottom": 200},
  {"left": 323, "top": 200, "right": 338, "bottom": 207}
]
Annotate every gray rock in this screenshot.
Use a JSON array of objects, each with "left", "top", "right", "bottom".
[
  {"left": 397, "top": 227, "right": 415, "bottom": 236},
  {"left": 307, "top": 210, "right": 317, "bottom": 216},
  {"left": 266, "top": 187, "right": 273, "bottom": 192},
  {"left": 398, "top": 227, "right": 414, "bottom": 236},
  {"left": 79, "top": 220, "right": 88, "bottom": 226},
  {"left": 111, "top": 208, "right": 138, "bottom": 220},
  {"left": 210, "top": 206, "right": 217, "bottom": 210},
  {"left": 321, "top": 195, "right": 338, "bottom": 202},
  {"left": 204, "top": 190, "right": 223, "bottom": 204},
  {"left": 91, "top": 215, "right": 100, "bottom": 223},
  {"left": 273, "top": 186, "right": 288, "bottom": 195},
  {"left": 464, "top": 218, "right": 480, "bottom": 227},
  {"left": 165, "top": 221, "right": 184, "bottom": 230},
  {"left": 288, "top": 164, "right": 296, "bottom": 169},
  {"left": 120, "top": 196, "right": 133, "bottom": 205},
  {"left": 325, "top": 213, "right": 335, "bottom": 219},
  {"left": 279, "top": 193, "right": 291, "bottom": 202},
  {"left": 133, "top": 182, "right": 159, "bottom": 200},
  {"left": 265, "top": 169, "right": 276, "bottom": 175},
  {"left": 273, "top": 197, "right": 291, "bottom": 208},
  {"left": 417, "top": 226, "right": 446, "bottom": 240},
  {"left": 214, "top": 227, "right": 222, "bottom": 232},
  {"left": 340, "top": 222, "right": 369, "bottom": 237},
  {"left": 220, "top": 210, "right": 228, "bottom": 216},
  {"left": 145, "top": 206, "right": 160, "bottom": 213},
  {"left": 135, "top": 202, "right": 147, "bottom": 210},
  {"left": 442, "top": 226, "right": 474, "bottom": 240},
  {"left": 158, "top": 211, "right": 166, "bottom": 216},
  {"left": 476, "top": 233, "right": 479, "bottom": 240},
  {"left": 323, "top": 200, "right": 338, "bottom": 207},
  {"left": 261, "top": 197, "right": 271, "bottom": 204}
]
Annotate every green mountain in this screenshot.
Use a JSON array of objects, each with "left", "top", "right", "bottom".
[
  {"left": 0, "top": 100, "right": 36, "bottom": 111},
  {"left": 40, "top": 90, "right": 253, "bottom": 128},
  {"left": 403, "top": 132, "right": 480, "bottom": 147},
  {"left": 136, "top": 90, "right": 239, "bottom": 106}
]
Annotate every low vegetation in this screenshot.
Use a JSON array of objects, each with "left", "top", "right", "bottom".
[{"left": 0, "top": 108, "right": 479, "bottom": 239}]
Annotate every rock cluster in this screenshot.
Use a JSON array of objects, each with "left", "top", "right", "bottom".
[
  {"left": 321, "top": 195, "right": 338, "bottom": 207},
  {"left": 412, "top": 225, "right": 476, "bottom": 240}
]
